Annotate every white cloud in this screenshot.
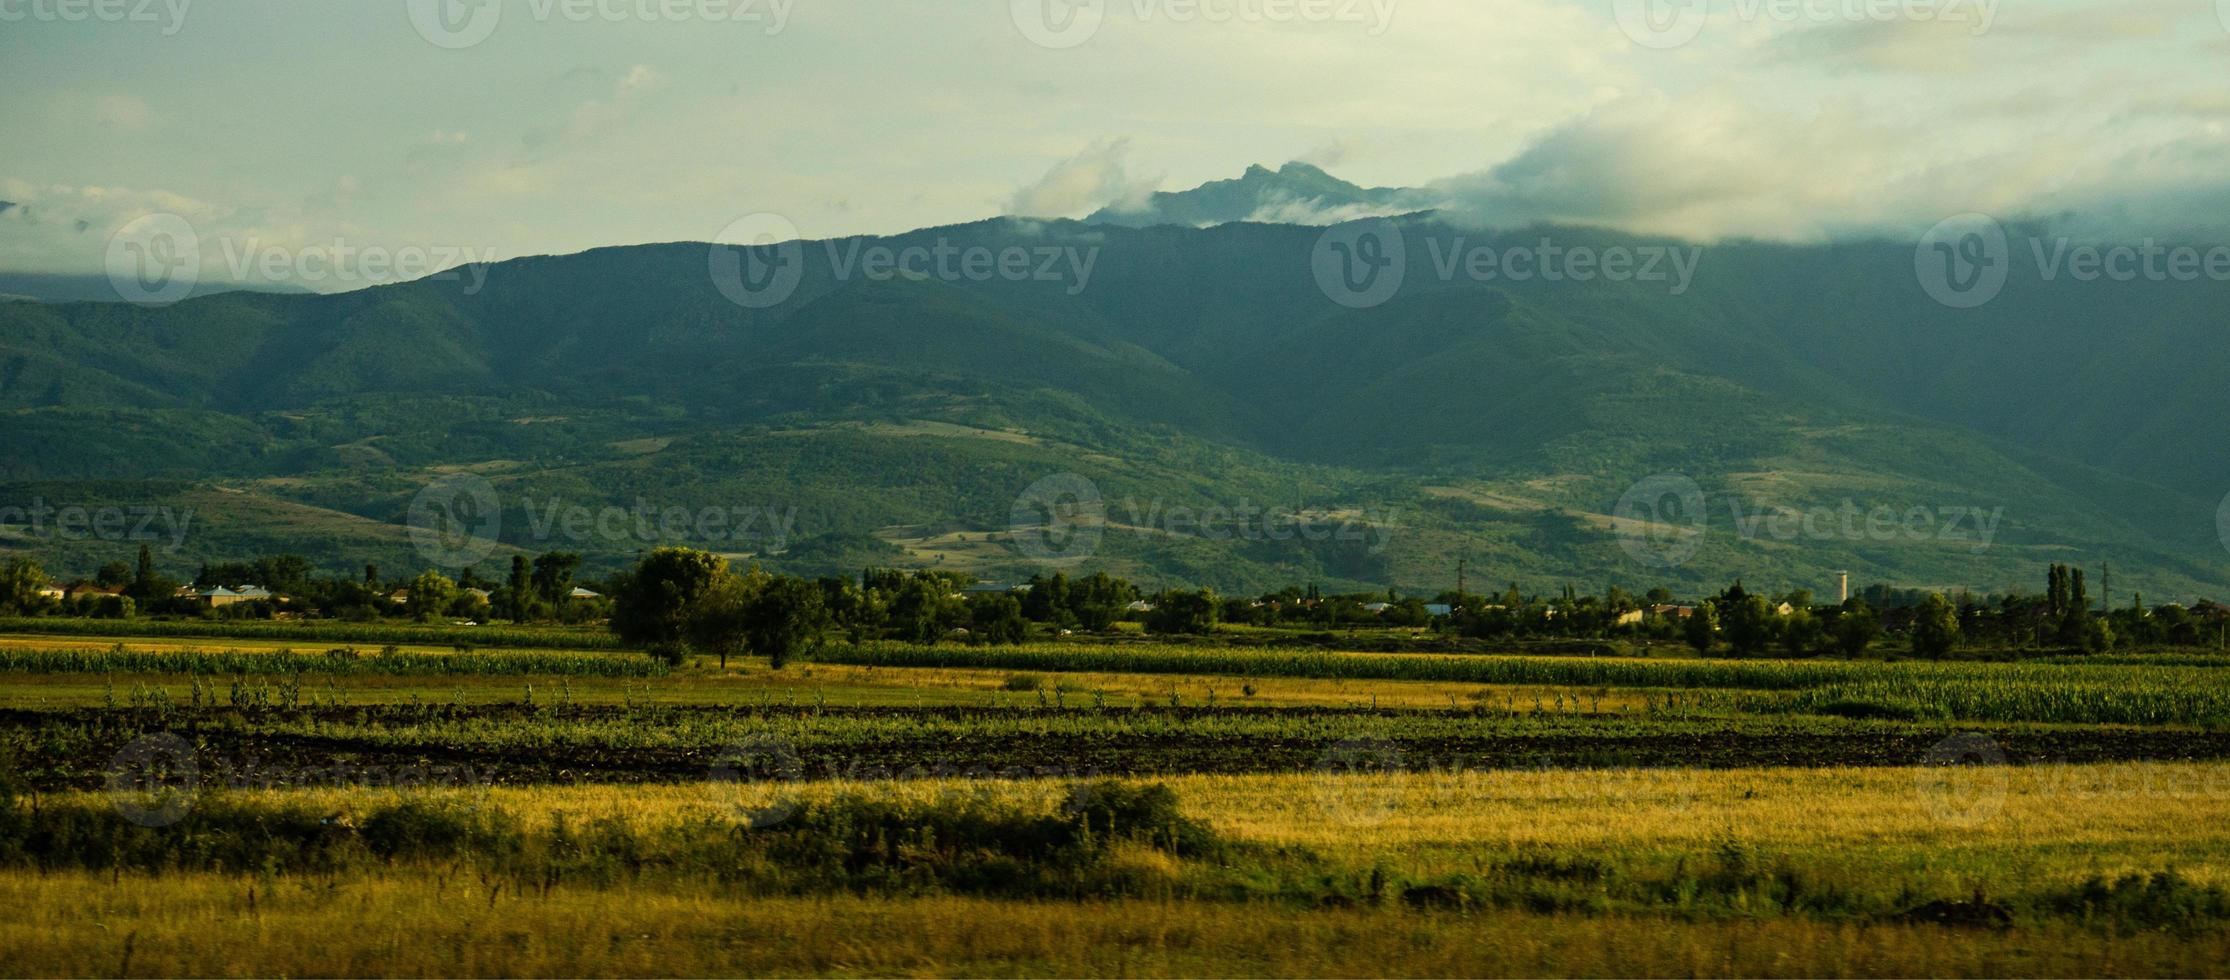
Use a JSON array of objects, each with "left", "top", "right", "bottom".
[{"left": 1004, "top": 138, "right": 1161, "bottom": 219}]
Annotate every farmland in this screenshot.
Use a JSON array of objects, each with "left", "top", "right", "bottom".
[{"left": 3, "top": 626, "right": 2229, "bottom": 976}]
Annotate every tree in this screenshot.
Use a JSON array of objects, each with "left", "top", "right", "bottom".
[
  {"left": 503, "top": 555, "right": 539, "bottom": 622},
  {"left": 1780, "top": 608, "right": 1823, "bottom": 657},
  {"left": 1833, "top": 598, "right": 1881, "bottom": 657},
  {"left": 94, "top": 561, "right": 133, "bottom": 589},
  {"left": 0, "top": 558, "right": 47, "bottom": 615},
  {"left": 126, "top": 543, "right": 164, "bottom": 603},
  {"left": 1721, "top": 593, "right": 1777, "bottom": 657},
  {"left": 1683, "top": 602, "right": 1719, "bottom": 654},
  {"left": 1145, "top": 589, "right": 1219, "bottom": 635},
  {"left": 967, "top": 592, "right": 1028, "bottom": 645},
  {"left": 745, "top": 576, "right": 830, "bottom": 669},
  {"left": 1066, "top": 572, "right": 1136, "bottom": 632},
  {"left": 406, "top": 570, "right": 458, "bottom": 623},
  {"left": 532, "top": 552, "right": 583, "bottom": 606},
  {"left": 1912, "top": 593, "right": 1962, "bottom": 659},
  {"left": 887, "top": 575, "right": 963, "bottom": 643},
  {"left": 610, "top": 548, "right": 729, "bottom": 662},
  {"left": 1021, "top": 573, "right": 1073, "bottom": 625}
]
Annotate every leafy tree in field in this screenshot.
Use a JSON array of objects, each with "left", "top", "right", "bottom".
[
  {"left": 1834, "top": 598, "right": 1881, "bottom": 657},
  {"left": 502, "top": 555, "right": 539, "bottom": 622},
  {"left": 744, "top": 575, "right": 828, "bottom": 669},
  {"left": 1146, "top": 589, "right": 1219, "bottom": 635},
  {"left": 684, "top": 567, "right": 775, "bottom": 670},
  {"left": 1064, "top": 572, "right": 1136, "bottom": 632},
  {"left": 0, "top": 558, "right": 48, "bottom": 615},
  {"left": 885, "top": 576, "right": 951, "bottom": 643},
  {"left": 1683, "top": 602, "right": 1719, "bottom": 654},
  {"left": 1721, "top": 592, "right": 1777, "bottom": 658},
  {"left": 1021, "top": 573, "right": 1073, "bottom": 625},
  {"left": 1912, "top": 592, "right": 1962, "bottom": 658},
  {"left": 967, "top": 592, "right": 1028, "bottom": 645},
  {"left": 610, "top": 547, "right": 729, "bottom": 662},
  {"left": 94, "top": 561, "right": 132, "bottom": 588},
  {"left": 2083, "top": 615, "right": 2116, "bottom": 653},
  {"left": 532, "top": 552, "right": 583, "bottom": 606},
  {"left": 124, "top": 544, "right": 177, "bottom": 604},
  {"left": 1780, "top": 608, "right": 1823, "bottom": 657},
  {"left": 406, "top": 569, "right": 458, "bottom": 623}
]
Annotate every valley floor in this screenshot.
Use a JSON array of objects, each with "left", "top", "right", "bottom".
[
  {"left": 4, "top": 629, "right": 2230, "bottom": 976},
  {"left": 12, "top": 873, "right": 2227, "bottom": 978}
]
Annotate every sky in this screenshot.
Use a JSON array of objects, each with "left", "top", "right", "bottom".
[{"left": 3, "top": 0, "right": 2228, "bottom": 284}]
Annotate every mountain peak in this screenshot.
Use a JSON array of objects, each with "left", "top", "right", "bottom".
[{"left": 1087, "top": 161, "right": 1420, "bottom": 229}]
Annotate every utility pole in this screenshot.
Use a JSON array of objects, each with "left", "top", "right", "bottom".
[
  {"left": 2101, "top": 561, "right": 2111, "bottom": 615},
  {"left": 1456, "top": 558, "right": 1467, "bottom": 601}
]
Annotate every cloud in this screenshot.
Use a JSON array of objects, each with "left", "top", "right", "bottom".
[
  {"left": 1422, "top": 82, "right": 2230, "bottom": 244},
  {"left": 1296, "top": 138, "right": 1356, "bottom": 169},
  {"left": 1242, "top": 191, "right": 1420, "bottom": 227},
  {"left": 618, "top": 65, "right": 661, "bottom": 96},
  {"left": 94, "top": 94, "right": 153, "bottom": 130},
  {"left": 1004, "top": 138, "right": 1161, "bottom": 219}
]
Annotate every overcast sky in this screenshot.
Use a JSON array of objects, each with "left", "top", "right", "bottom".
[{"left": 4, "top": 0, "right": 2227, "bottom": 281}]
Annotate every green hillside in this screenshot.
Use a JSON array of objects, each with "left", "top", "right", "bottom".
[{"left": 3, "top": 188, "right": 2226, "bottom": 600}]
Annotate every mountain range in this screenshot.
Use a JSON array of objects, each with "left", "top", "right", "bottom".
[{"left": 2, "top": 164, "right": 2226, "bottom": 601}]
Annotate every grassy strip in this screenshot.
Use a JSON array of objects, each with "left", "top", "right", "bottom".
[
  {"left": 0, "top": 618, "right": 623, "bottom": 650},
  {"left": 0, "top": 647, "right": 665, "bottom": 678},
  {"left": 3, "top": 785, "right": 2224, "bottom": 936},
  {"left": 816, "top": 644, "right": 2230, "bottom": 725}
]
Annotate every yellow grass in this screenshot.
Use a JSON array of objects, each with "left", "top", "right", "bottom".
[
  {"left": 5, "top": 870, "right": 2225, "bottom": 978},
  {"left": 74, "top": 763, "right": 2230, "bottom": 884},
  {"left": 0, "top": 634, "right": 1662, "bottom": 710},
  {"left": 24, "top": 765, "right": 2230, "bottom": 976}
]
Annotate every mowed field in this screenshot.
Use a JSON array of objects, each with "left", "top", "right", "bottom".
[{"left": 3, "top": 626, "right": 2229, "bottom": 976}]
